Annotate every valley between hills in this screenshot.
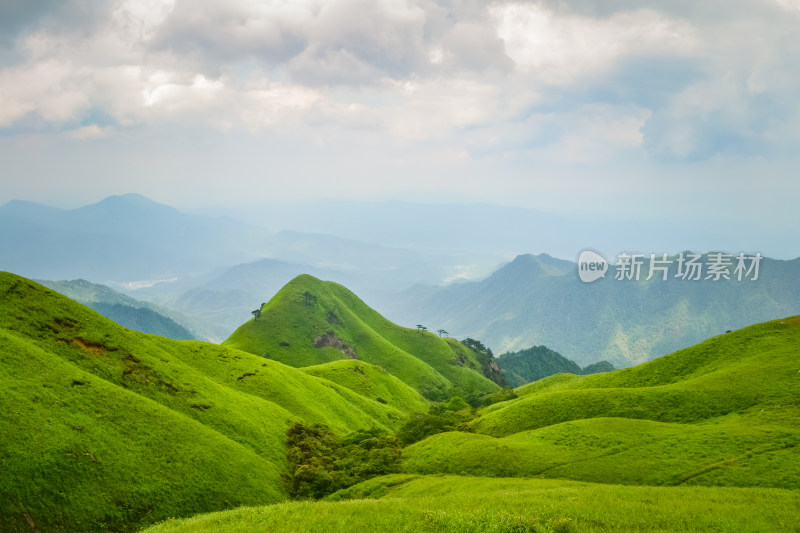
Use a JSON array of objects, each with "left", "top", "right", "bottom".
[{"left": 1, "top": 271, "right": 799, "bottom": 532}]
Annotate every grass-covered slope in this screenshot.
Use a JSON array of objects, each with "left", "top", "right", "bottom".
[
  {"left": 224, "top": 275, "right": 500, "bottom": 400},
  {"left": 143, "top": 474, "right": 800, "bottom": 533},
  {"left": 0, "top": 273, "right": 410, "bottom": 532},
  {"left": 476, "top": 316, "right": 800, "bottom": 435},
  {"left": 300, "top": 360, "right": 430, "bottom": 414},
  {"left": 0, "top": 330, "right": 284, "bottom": 532},
  {"left": 403, "top": 317, "right": 800, "bottom": 488},
  {"left": 404, "top": 409, "right": 800, "bottom": 488}
]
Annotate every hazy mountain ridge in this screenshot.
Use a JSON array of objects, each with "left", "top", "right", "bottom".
[
  {"left": 1, "top": 195, "right": 513, "bottom": 342},
  {"left": 217, "top": 200, "right": 800, "bottom": 261},
  {"left": 37, "top": 279, "right": 200, "bottom": 341},
  {"left": 0, "top": 194, "right": 264, "bottom": 280},
  {"left": 382, "top": 253, "right": 800, "bottom": 367}
]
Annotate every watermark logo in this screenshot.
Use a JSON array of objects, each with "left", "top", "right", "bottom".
[
  {"left": 578, "top": 250, "right": 609, "bottom": 283},
  {"left": 577, "top": 250, "right": 762, "bottom": 283}
]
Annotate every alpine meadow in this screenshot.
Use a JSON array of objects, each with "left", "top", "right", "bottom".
[
  {"left": 2, "top": 269, "right": 799, "bottom": 532},
  {"left": 2, "top": 0, "right": 800, "bottom": 531}
]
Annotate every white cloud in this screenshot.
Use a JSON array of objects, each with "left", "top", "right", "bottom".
[
  {"left": 68, "top": 124, "right": 111, "bottom": 139},
  {"left": 490, "top": 3, "right": 697, "bottom": 84},
  {"left": 0, "top": 0, "right": 798, "bottom": 229},
  {"left": 0, "top": 60, "right": 88, "bottom": 126},
  {"left": 113, "top": 0, "right": 176, "bottom": 43},
  {"left": 152, "top": 0, "right": 315, "bottom": 64},
  {"left": 142, "top": 72, "right": 224, "bottom": 110}
]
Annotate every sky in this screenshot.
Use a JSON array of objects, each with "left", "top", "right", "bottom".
[{"left": 1, "top": 0, "right": 799, "bottom": 233}]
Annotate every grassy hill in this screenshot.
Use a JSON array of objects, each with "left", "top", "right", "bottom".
[
  {"left": 142, "top": 316, "right": 800, "bottom": 533},
  {"left": 224, "top": 275, "right": 501, "bottom": 401},
  {"left": 143, "top": 474, "right": 800, "bottom": 533},
  {"left": 6, "top": 269, "right": 800, "bottom": 532},
  {"left": 301, "top": 360, "right": 430, "bottom": 414},
  {"left": 0, "top": 273, "right": 413, "bottom": 532},
  {"left": 403, "top": 316, "right": 800, "bottom": 488}
]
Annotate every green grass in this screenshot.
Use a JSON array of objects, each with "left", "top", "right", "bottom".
[
  {"left": 0, "top": 273, "right": 414, "bottom": 532},
  {"left": 404, "top": 409, "right": 800, "bottom": 488},
  {"left": 149, "top": 338, "right": 409, "bottom": 433},
  {"left": 475, "top": 317, "right": 800, "bottom": 436},
  {"left": 224, "top": 275, "right": 500, "bottom": 400},
  {"left": 6, "top": 271, "right": 800, "bottom": 532},
  {"left": 301, "top": 359, "right": 430, "bottom": 413},
  {"left": 0, "top": 329, "right": 285, "bottom": 533},
  {"left": 402, "top": 317, "right": 800, "bottom": 490},
  {"left": 142, "top": 474, "right": 800, "bottom": 532}
]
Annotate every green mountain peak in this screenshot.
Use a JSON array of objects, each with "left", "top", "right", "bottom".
[{"left": 225, "top": 274, "right": 501, "bottom": 401}]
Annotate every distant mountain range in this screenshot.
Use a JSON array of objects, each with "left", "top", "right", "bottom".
[
  {"left": 5, "top": 194, "right": 799, "bottom": 367},
  {"left": 36, "top": 279, "right": 201, "bottom": 341},
  {"left": 209, "top": 199, "right": 800, "bottom": 261},
  {"left": 0, "top": 195, "right": 506, "bottom": 338},
  {"left": 0, "top": 194, "right": 266, "bottom": 280},
  {"left": 143, "top": 249, "right": 468, "bottom": 341},
  {"left": 382, "top": 253, "right": 800, "bottom": 368}
]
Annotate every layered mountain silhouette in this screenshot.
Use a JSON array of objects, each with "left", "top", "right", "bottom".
[
  {"left": 37, "top": 278, "right": 200, "bottom": 341},
  {"left": 0, "top": 194, "right": 263, "bottom": 280},
  {"left": 383, "top": 253, "right": 800, "bottom": 367}
]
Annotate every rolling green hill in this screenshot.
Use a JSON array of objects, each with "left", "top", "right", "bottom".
[
  {"left": 403, "top": 316, "right": 800, "bottom": 488},
  {"left": 143, "top": 474, "right": 800, "bottom": 533},
  {"left": 0, "top": 272, "right": 414, "bottom": 532},
  {"left": 301, "top": 360, "right": 430, "bottom": 414},
  {"left": 224, "top": 275, "right": 501, "bottom": 401},
  {"left": 142, "top": 316, "right": 800, "bottom": 533},
  {"left": 6, "top": 269, "right": 800, "bottom": 533}
]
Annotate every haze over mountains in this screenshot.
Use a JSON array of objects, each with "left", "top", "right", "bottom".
[
  {"left": 200, "top": 200, "right": 800, "bottom": 261},
  {"left": 3, "top": 194, "right": 799, "bottom": 365},
  {"left": 0, "top": 194, "right": 263, "bottom": 281},
  {"left": 35, "top": 279, "right": 200, "bottom": 342},
  {"left": 0, "top": 192, "right": 503, "bottom": 296},
  {"left": 384, "top": 253, "right": 800, "bottom": 367}
]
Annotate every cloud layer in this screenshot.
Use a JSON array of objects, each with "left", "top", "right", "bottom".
[{"left": 1, "top": 0, "right": 798, "bottom": 221}]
